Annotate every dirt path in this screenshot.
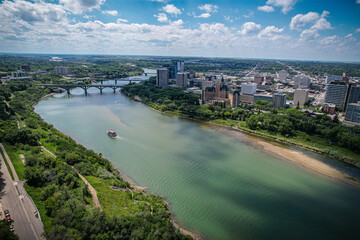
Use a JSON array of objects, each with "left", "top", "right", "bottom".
[
  {"left": 78, "top": 174, "right": 102, "bottom": 210},
  {"left": 40, "top": 144, "right": 102, "bottom": 210}
]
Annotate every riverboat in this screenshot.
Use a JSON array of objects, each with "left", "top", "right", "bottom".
[{"left": 107, "top": 130, "right": 117, "bottom": 137}]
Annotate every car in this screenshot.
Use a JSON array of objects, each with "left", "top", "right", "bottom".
[
  {"left": 9, "top": 224, "right": 14, "bottom": 232},
  {"left": 4, "top": 209, "right": 9, "bottom": 216},
  {"left": 6, "top": 215, "right": 11, "bottom": 222}
]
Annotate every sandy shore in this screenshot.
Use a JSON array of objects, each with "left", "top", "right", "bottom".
[{"left": 244, "top": 134, "right": 360, "bottom": 187}]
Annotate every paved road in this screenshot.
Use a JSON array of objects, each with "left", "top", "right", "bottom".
[{"left": 0, "top": 144, "right": 44, "bottom": 240}]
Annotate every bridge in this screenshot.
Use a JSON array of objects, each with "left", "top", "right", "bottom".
[
  {"left": 93, "top": 77, "right": 146, "bottom": 84},
  {"left": 36, "top": 84, "right": 123, "bottom": 95}
]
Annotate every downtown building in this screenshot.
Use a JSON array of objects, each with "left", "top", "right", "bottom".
[
  {"left": 324, "top": 81, "right": 348, "bottom": 108},
  {"left": 176, "top": 72, "right": 188, "bottom": 88},
  {"left": 156, "top": 67, "right": 169, "bottom": 88},
  {"left": 293, "top": 89, "right": 309, "bottom": 107},
  {"left": 54, "top": 66, "right": 69, "bottom": 76}
]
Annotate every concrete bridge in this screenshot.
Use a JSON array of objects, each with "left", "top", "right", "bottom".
[
  {"left": 36, "top": 84, "right": 123, "bottom": 95},
  {"left": 93, "top": 78, "right": 145, "bottom": 84}
]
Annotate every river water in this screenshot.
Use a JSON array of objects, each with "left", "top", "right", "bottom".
[{"left": 35, "top": 78, "right": 360, "bottom": 239}]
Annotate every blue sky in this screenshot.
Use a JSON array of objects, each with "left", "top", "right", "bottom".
[{"left": 0, "top": 0, "right": 359, "bottom": 61}]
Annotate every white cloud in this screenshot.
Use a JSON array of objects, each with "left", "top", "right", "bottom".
[
  {"left": 356, "top": 28, "right": 360, "bottom": 32},
  {"left": 311, "top": 18, "right": 332, "bottom": 30},
  {"left": 258, "top": 5, "right": 275, "bottom": 12},
  {"left": 357, "top": 0, "right": 360, "bottom": 3},
  {"left": 290, "top": 12, "right": 319, "bottom": 30},
  {"left": 265, "top": 0, "right": 297, "bottom": 14},
  {"left": 198, "top": 4, "right": 219, "bottom": 13},
  {"left": 258, "top": 26, "right": 284, "bottom": 40},
  {"left": 345, "top": 34, "right": 353, "bottom": 38},
  {"left": 59, "top": 0, "right": 105, "bottom": 14},
  {"left": 300, "top": 29, "right": 319, "bottom": 41},
  {"left": 154, "top": 13, "right": 168, "bottom": 22},
  {"left": 102, "top": 10, "right": 118, "bottom": 16},
  {"left": 239, "top": 22, "right": 261, "bottom": 35},
  {"left": 243, "top": 10, "right": 254, "bottom": 18},
  {"left": 0, "top": 0, "right": 67, "bottom": 22},
  {"left": 195, "top": 13, "right": 211, "bottom": 18},
  {"left": 162, "top": 4, "right": 181, "bottom": 16},
  {"left": 321, "top": 10, "right": 330, "bottom": 18},
  {"left": 116, "top": 18, "right": 128, "bottom": 23},
  {"left": 320, "top": 35, "right": 338, "bottom": 45}
]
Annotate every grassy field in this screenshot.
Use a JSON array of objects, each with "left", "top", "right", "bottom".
[
  {"left": 2, "top": 144, "right": 28, "bottom": 180},
  {"left": 85, "top": 176, "right": 145, "bottom": 218},
  {"left": 24, "top": 184, "right": 52, "bottom": 232}
]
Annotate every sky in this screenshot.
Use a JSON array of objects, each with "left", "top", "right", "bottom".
[{"left": 0, "top": 0, "right": 360, "bottom": 61}]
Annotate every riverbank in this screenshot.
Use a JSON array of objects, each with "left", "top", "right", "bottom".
[
  {"left": 126, "top": 95, "right": 360, "bottom": 188},
  {"left": 36, "top": 91, "right": 200, "bottom": 239}
]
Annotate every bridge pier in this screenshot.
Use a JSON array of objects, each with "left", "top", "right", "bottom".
[
  {"left": 100, "top": 80, "right": 103, "bottom": 84},
  {"left": 115, "top": 80, "right": 117, "bottom": 84},
  {"left": 66, "top": 88, "right": 70, "bottom": 95}
]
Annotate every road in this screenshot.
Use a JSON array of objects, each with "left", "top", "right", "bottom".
[{"left": 0, "top": 143, "right": 44, "bottom": 240}]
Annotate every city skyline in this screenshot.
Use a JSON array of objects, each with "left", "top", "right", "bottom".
[{"left": 1, "top": 0, "right": 360, "bottom": 61}]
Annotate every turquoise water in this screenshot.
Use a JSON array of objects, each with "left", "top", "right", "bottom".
[{"left": 35, "top": 86, "right": 360, "bottom": 240}]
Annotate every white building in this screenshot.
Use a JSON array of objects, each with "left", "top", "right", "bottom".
[
  {"left": 277, "top": 70, "right": 288, "bottom": 83},
  {"left": 293, "top": 89, "right": 309, "bottom": 107},
  {"left": 176, "top": 72, "right": 188, "bottom": 88},
  {"left": 294, "top": 75, "right": 311, "bottom": 89},
  {"left": 54, "top": 66, "right": 68, "bottom": 76},
  {"left": 241, "top": 83, "right": 257, "bottom": 95},
  {"left": 325, "top": 74, "right": 342, "bottom": 84},
  {"left": 156, "top": 67, "right": 169, "bottom": 88}
]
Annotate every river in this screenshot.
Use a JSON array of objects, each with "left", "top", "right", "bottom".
[{"left": 35, "top": 76, "right": 360, "bottom": 240}]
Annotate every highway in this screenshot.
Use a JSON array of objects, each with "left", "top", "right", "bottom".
[{"left": 0, "top": 143, "right": 44, "bottom": 240}]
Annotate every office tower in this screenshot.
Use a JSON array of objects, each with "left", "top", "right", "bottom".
[
  {"left": 345, "top": 102, "right": 360, "bottom": 124},
  {"left": 324, "top": 81, "right": 348, "bottom": 108},
  {"left": 294, "top": 75, "right": 311, "bottom": 89},
  {"left": 156, "top": 68, "right": 169, "bottom": 88},
  {"left": 277, "top": 70, "right": 288, "bottom": 83},
  {"left": 54, "top": 66, "right": 69, "bottom": 76},
  {"left": 176, "top": 72, "right": 188, "bottom": 88},
  {"left": 241, "top": 83, "right": 257, "bottom": 95},
  {"left": 273, "top": 93, "right": 287, "bottom": 109},
  {"left": 293, "top": 89, "right": 309, "bottom": 107}
]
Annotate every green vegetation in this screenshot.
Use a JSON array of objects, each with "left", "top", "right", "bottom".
[
  {"left": 0, "top": 219, "right": 18, "bottom": 240},
  {"left": 0, "top": 78, "right": 191, "bottom": 238},
  {"left": 122, "top": 82, "right": 360, "bottom": 165}
]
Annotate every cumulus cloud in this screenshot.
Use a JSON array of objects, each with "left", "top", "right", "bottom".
[
  {"left": 239, "top": 22, "right": 261, "bottom": 35},
  {"left": 311, "top": 18, "right": 331, "bottom": 30},
  {"left": 0, "top": 0, "right": 67, "bottom": 22},
  {"left": 300, "top": 29, "right": 319, "bottom": 41},
  {"left": 102, "top": 10, "right": 118, "bottom": 16},
  {"left": 258, "top": 26, "right": 284, "bottom": 40},
  {"left": 154, "top": 13, "right": 168, "bottom": 22},
  {"left": 116, "top": 18, "right": 128, "bottom": 23},
  {"left": 320, "top": 35, "right": 338, "bottom": 45},
  {"left": 290, "top": 12, "right": 319, "bottom": 30},
  {"left": 356, "top": 28, "right": 360, "bottom": 32},
  {"left": 195, "top": 13, "right": 211, "bottom": 18},
  {"left": 265, "top": 0, "right": 297, "bottom": 14},
  {"left": 258, "top": 5, "right": 275, "bottom": 12},
  {"left": 162, "top": 4, "right": 181, "bottom": 16},
  {"left": 151, "top": 0, "right": 168, "bottom": 2},
  {"left": 60, "top": 0, "right": 106, "bottom": 14},
  {"left": 198, "top": 4, "right": 219, "bottom": 13}
]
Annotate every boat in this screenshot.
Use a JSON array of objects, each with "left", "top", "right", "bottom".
[{"left": 107, "top": 130, "right": 117, "bottom": 137}]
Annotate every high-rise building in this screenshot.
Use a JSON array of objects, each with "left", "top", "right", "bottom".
[
  {"left": 172, "top": 60, "right": 184, "bottom": 77},
  {"left": 324, "top": 81, "right": 348, "bottom": 108},
  {"left": 156, "top": 67, "right": 169, "bottom": 88},
  {"left": 346, "top": 85, "right": 360, "bottom": 106},
  {"left": 54, "top": 66, "right": 68, "bottom": 76},
  {"left": 345, "top": 102, "right": 360, "bottom": 124},
  {"left": 294, "top": 75, "right": 311, "bottom": 89},
  {"left": 273, "top": 93, "right": 287, "bottom": 109},
  {"left": 293, "top": 89, "right": 309, "bottom": 107},
  {"left": 176, "top": 72, "right": 188, "bottom": 88},
  {"left": 241, "top": 83, "right": 257, "bottom": 95},
  {"left": 325, "top": 74, "right": 342, "bottom": 84},
  {"left": 277, "top": 70, "right": 288, "bottom": 83}
]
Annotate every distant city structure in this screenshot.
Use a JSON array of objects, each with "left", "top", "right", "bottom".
[
  {"left": 345, "top": 85, "right": 360, "bottom": 110},
  {"left": 345, "top": 102, "right": 360, "bottom": 124},
  {"left": 322, "top": 103, "right": 336, "bottom": 114},
  {"left": 21, "top": 65, "right": 30, "bottom": 71},
  {"left": 273, "top": 93, "right": 287, "bottom": 109},
  {"left": 277, "top": 70, "right": 288, "bottom": 83},
  {"left": 293, "top": 89, "right": 309, "bottom": 107},
  {"left": 176, "top": 72, "right": 188, "bottom": 88},
  {"left": 156, "top": 67, "right": 169, "bottom": 88},
  {"left": 241, "top": 83, "right": 257, "bottom": 95},
  {"left": 324, "top": 81, "right": 348, "bottom": 108},
  {"left": 54, "top": 66, "right": 68, "bottom": 76},
  {"left": 325, "top": 74, "right": 342, "bottom": 84},
  {"left": 11, "top": 70, "right": 26, "bottom": 78},
  {"left": 294, "top": 75, "right": 311, "bottom": 89}
]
